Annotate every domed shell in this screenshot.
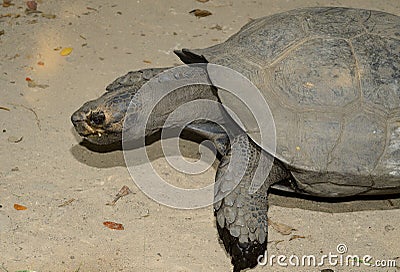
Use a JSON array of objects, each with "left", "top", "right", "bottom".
[{"left": 180, "top": 7, "right": 400, "bottom": 196}]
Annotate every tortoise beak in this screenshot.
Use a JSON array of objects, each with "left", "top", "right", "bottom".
[
  {"left": 71, "top": 110, "right": 93, "bottom": 136},
  {"left": 71, "top": 110, "right": 86, "bottom": 124}
]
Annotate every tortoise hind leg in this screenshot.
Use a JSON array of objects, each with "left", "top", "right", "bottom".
[{"left": 214, "top": 134, "right": 289, "bottom": 271}]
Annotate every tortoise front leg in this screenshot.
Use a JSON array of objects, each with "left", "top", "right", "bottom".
[{"left": 214, "top": 134, "right": 289, "bottom": 271}]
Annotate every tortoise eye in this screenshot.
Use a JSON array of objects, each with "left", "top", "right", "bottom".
[{"left": 90, "top": 111, "right": 105, "bottom": 126}]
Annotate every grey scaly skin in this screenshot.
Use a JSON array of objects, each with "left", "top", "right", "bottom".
[
  {"left": 71, "top": 68, "right": 289, "bottom": 271},
  {"left": 214, "top": 134, "right": 289, "bottom": 271}
]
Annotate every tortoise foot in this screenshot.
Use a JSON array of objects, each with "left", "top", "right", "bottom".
[{"left": 217, "top": 222, "right": 266, "bottom": 272}]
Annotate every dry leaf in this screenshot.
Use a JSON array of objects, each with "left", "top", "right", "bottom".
[
  {"left": 106, "top": 185, "right": 132, "bottom": 206},
  {"left": 289, "top": 235, "right": 306, "bottom": 241},
  {"left": 190, "top": 9, "right": 212, "bottom": 17},
  {"left": 37, "top": 61, "right": 44, "bottom": 66},
  {"left": 196, "top": 0, "right": 209, "bottom": 2},
  {"left": 103, "top": 221, "right": 124, "bottom": 230},
  {"left": 269, "top": 219, "right": 296, "bottom": 235},
  {"left": 14, "top": 203, "right": 27, "bottom": 210},
  {"left": 26, "top": 0, "right": 37, "bottom": 10},
  {"left": 60, "top": 47, "right": 73, "bottom": 56},
  {"left": 0, "top": 30, "right": 4, "bottom": 36},
  {"left": 143, "top": 60, "right": 152, "bottom": 64},
  {"left": 117, "top": 185, "right": 132, "bottom": 197}
]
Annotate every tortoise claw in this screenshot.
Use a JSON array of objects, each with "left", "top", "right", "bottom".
[{"left": 217, "top": 222, "right": 266, "bottom": 272}]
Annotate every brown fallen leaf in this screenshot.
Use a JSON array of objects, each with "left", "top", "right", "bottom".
[
  {"left": 190, "top": 9, "right": 212, "bottom": 17},
  {"left": 14, "top": 203, "right": 27, "bottom": 210},
  {"left": 289, "top": 234, "right": 306, "bottom": 241},
  {"left": 143, "top": 60, "right": 152, "bottom": 64},
  {"left": 196, "top": 0, "right": 209, "bottom": 2},
  {"left": 103, "top": 221, "right": 124, "bottom": 230},
  {"left": 106, "top": 185, "right": 132, "bottom": 206},
  {"left": 0, "top": 30, "right": 4, "bottom": 36},
  {"left": 269, "top": 219, "right": 297, "bottom": 235},
  {"left": 0, "top": 106, "right": 10, "bottom": 111},
  {"left": 26, "top": 0, "right": 37, "bottom": 10}
]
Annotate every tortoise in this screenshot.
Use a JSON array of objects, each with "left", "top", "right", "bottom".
[{"left": 71, "top": 7, "right": 400, "bottom": 271}]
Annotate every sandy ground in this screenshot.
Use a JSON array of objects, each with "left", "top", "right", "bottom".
[{"left": 1, "top": 0, "right": 400, "bottom": 271}]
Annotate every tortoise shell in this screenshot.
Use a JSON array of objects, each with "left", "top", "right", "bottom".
[{"left": 179, "top": 7, "right": 400, "bottom": 196}]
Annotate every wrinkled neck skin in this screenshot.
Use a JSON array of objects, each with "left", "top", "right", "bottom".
[
  {"left": 124, "top": 65, "right": 239, "bottom": 143},
  {"left": 128, "top": 83, "right": 228, "bottom": 141}
]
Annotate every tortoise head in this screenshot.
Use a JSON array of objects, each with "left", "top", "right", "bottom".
[{"left": 71, "top": 68, "right": 168, "bottom": 145}]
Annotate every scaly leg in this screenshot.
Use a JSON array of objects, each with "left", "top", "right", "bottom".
[{"left": 214, "top": 134, "right": 289, "bottom": 271}]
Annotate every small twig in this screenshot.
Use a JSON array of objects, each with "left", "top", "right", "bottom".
[
  {"left": 0, "top": 106, "right": 10, "bottom": 111},
  {"left": 9, "top": 103, "right": 41, "bottom": 131},
  {"left": 0, "top": 263, "right": 9, "bottom": 272},
  {"left": 58, "top": 198, "right": 76, "bottom": 207}
]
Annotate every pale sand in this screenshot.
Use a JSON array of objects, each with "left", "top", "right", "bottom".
[{"left": 0, "top": 0, "right": 399, "bottom": 271}]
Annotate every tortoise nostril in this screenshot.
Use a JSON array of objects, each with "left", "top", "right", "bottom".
[
  {"left": 71, "top": 111, "right": 86, "bottom": 125},
  {"left": 90, "top": 111, "right": 106, "bottom": 126}
]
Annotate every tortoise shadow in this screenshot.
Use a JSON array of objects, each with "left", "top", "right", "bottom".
[
  {"left": 70, "top": 127, "right": 400, "bottom": 213},
  {"left": 69, "top": 128, "right": 208, "bottom": 168},
  {"left": 269, "top": 188, "right": 400, "bottom": 213}
]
